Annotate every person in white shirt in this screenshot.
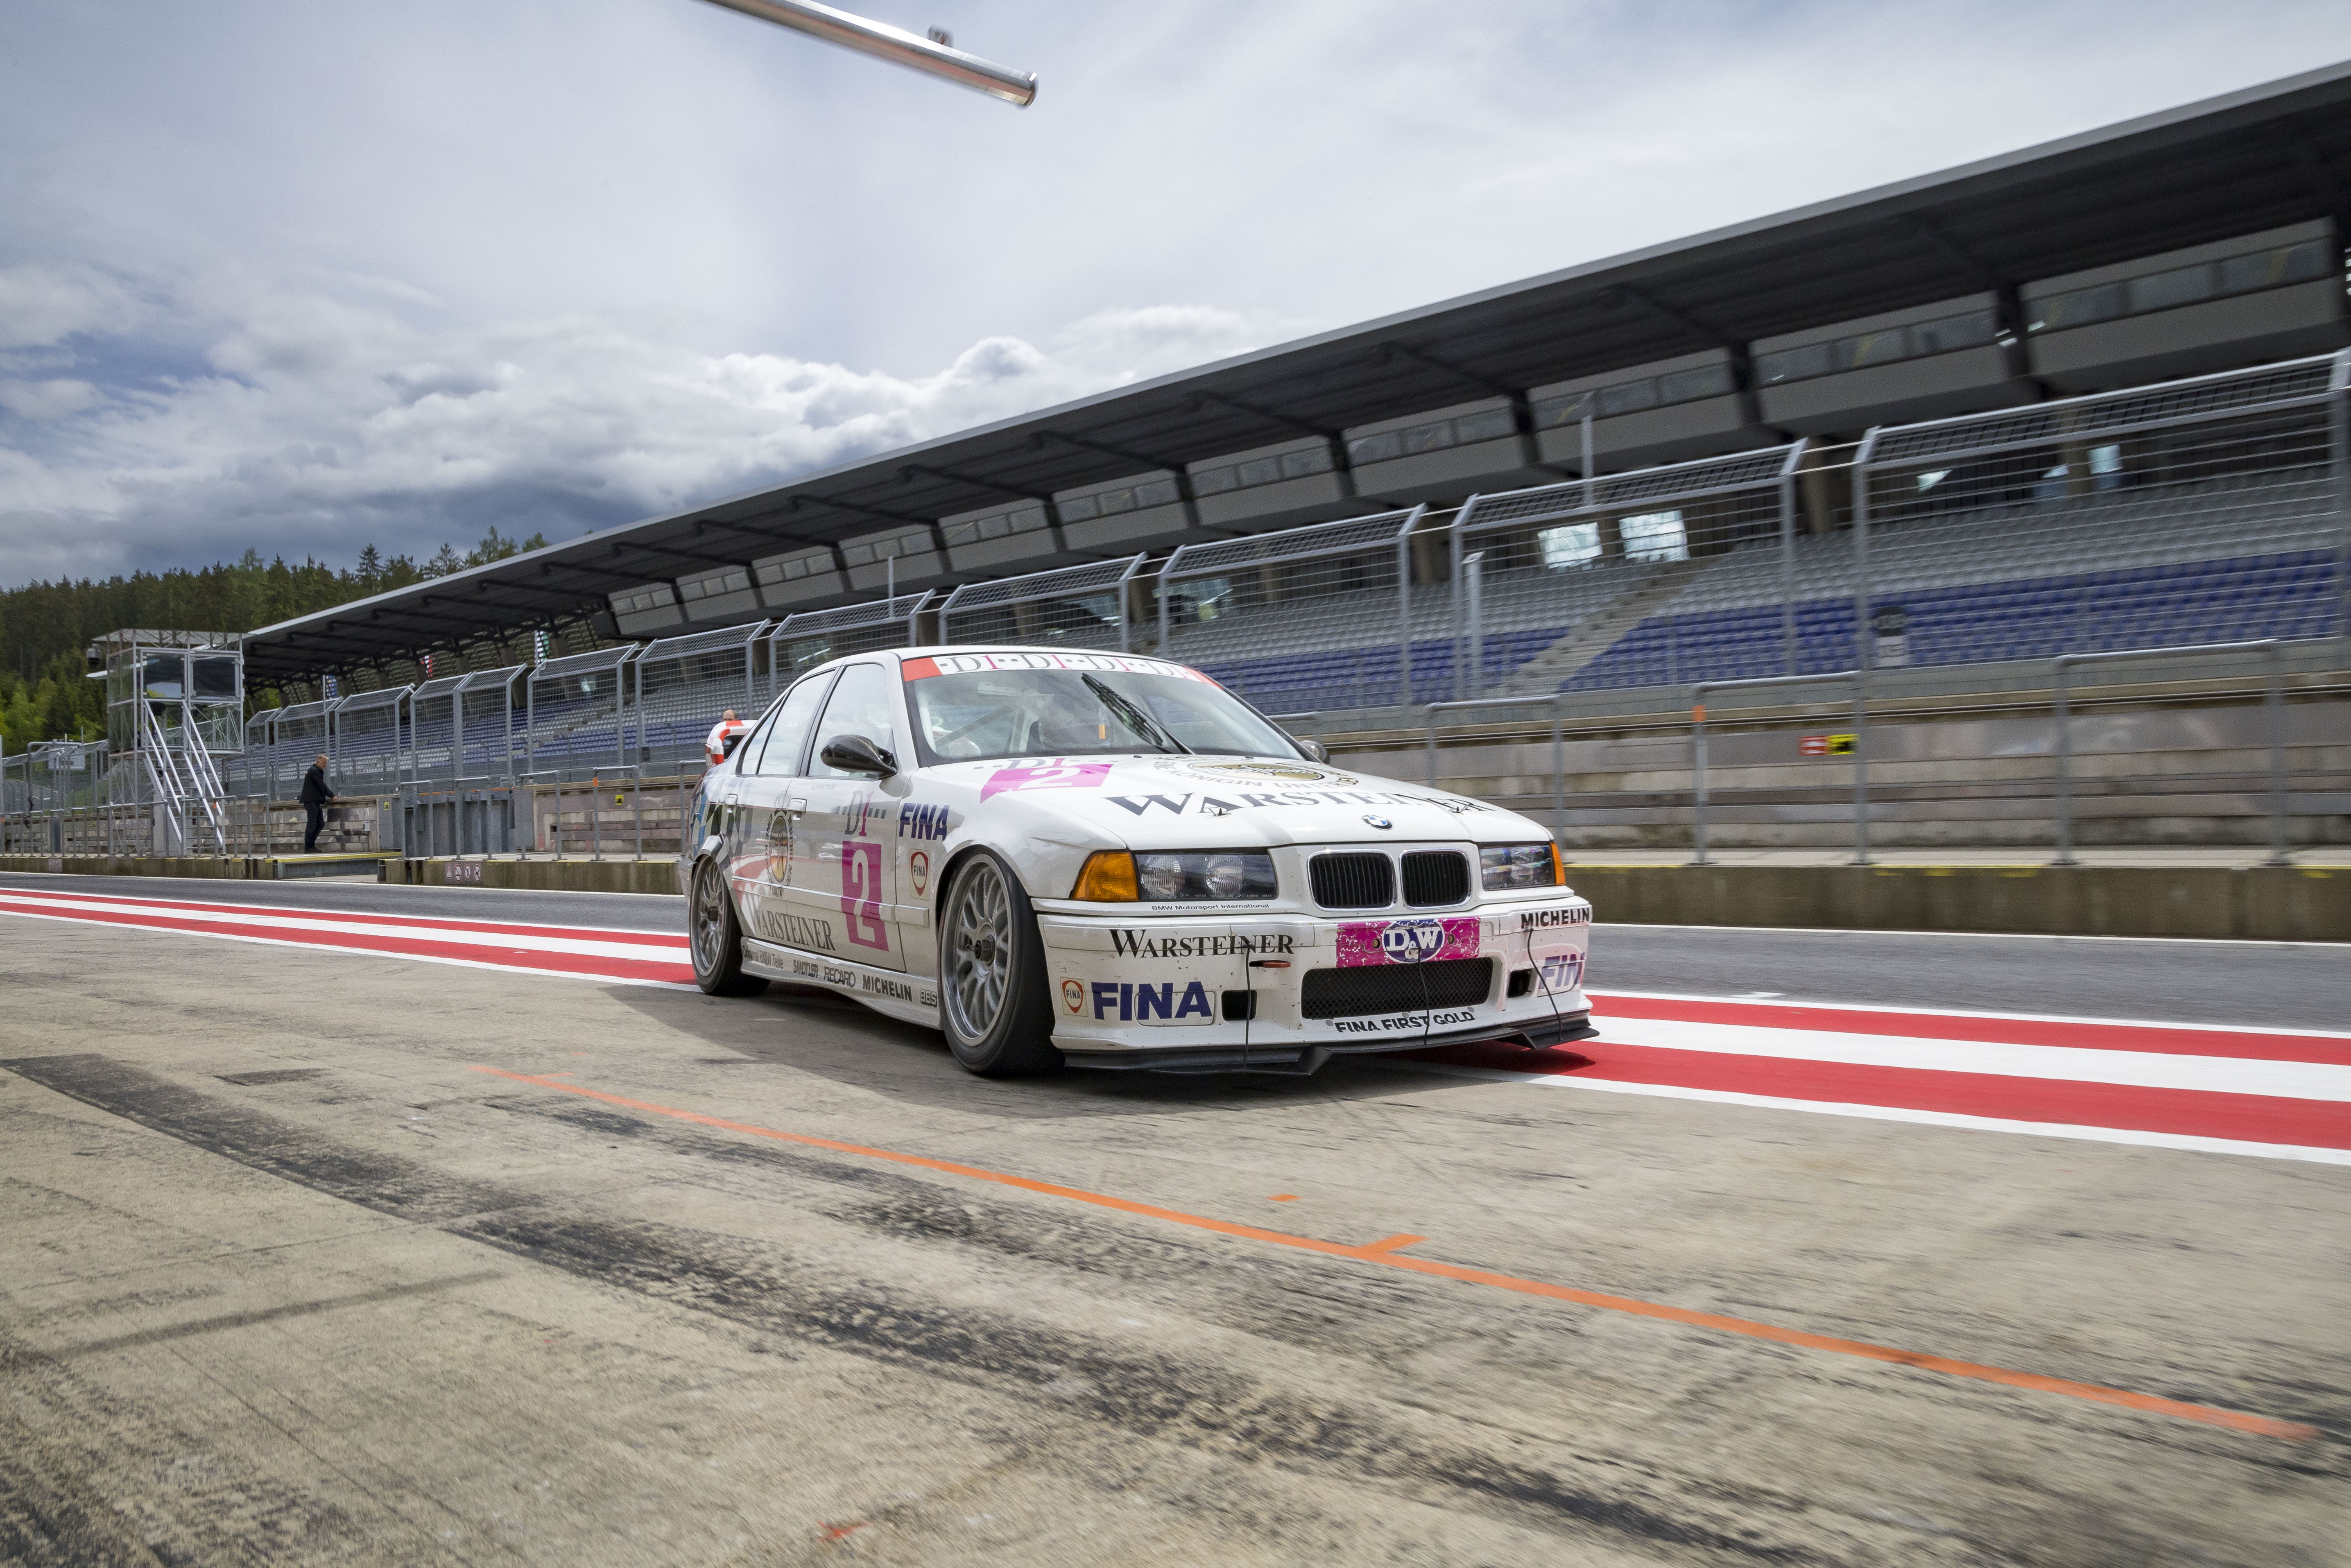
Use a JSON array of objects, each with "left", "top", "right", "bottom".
[{"left": 704, "top": 709, "right": 751, "bottom": 765}]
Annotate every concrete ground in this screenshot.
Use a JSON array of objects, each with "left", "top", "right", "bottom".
[{"left": 2, "top": 878, "right": 2347, "bottom": 1567}]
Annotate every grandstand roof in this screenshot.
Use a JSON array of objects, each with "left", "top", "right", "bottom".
[{"left": 242, "top": 58, "right": 2351, "bottom": 684}]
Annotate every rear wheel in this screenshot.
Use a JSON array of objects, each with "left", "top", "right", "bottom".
[
  {"left": 690, "top": 858, "right": 768, "bottom": 997},
  {"left": 938, "top": 850, "right": 1060, "bottom": 1076}
]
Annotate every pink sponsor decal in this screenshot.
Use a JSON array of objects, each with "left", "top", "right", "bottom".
[
  {"left": 981, "top": 759, "right": 1114, "bottom": 800},
  {"left": 1335, "top": 916, "right": 1481, "bottom": 968}
]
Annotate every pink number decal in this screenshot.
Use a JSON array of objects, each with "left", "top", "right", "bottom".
[{"left": 840, "top": 841, "right": 888, "bottom": 950}]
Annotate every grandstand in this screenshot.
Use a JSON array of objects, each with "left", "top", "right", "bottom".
[{"left": 8, "top": 64, "right": 2349, "bottom": 858}]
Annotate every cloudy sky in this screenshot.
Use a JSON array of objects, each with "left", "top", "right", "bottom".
[{"left": 5, "top": 0, "right": 2351, "bottom": 590}]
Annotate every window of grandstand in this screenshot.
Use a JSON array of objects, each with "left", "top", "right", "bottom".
[
  {"left": 942, "top": 504, "right": 1051, "bottom": 545},
  {"left": 1621, "top": 510, "right": 1688, "bottom": 562},
  {"left": 838, "top": 527, "right": 935, "bottom": 566},
  {"left": 756, "top": 548, "right": 835, "bottom": 586},
  {"left": 1754, "top": 309, "right": 1998, "bottom": 385},
  {"left": 1537, "top": 521, "right": 1602, "bottom": 570},
  {"left": 1190, "top": 445, "right": 1334, "bottom": 496},
  {"left": 1532, "top": 362, "right": 1736, "bottom": 428},
  {"left": 678, "top": 567, "right": 751, "bottom": 604},
  {"left": 1166, "top": 576, "right": 1237, "bottom": 626},
  {"left": 2024, "top": 238, "right": 2333, "bottom": 333},
  {"left": 1057, "top": 476, "right": 1181, "bottom": 521},
  {"left": 610, "top": 586, "right": 674, "bottom": 615},
  {"left": 1347, "top": 406, "right": 1517, "bottom": 465}
]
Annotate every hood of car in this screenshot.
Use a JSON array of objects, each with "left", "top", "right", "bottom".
[{"left": 936, "top": 753, "right": 1544, "bottom": 847}]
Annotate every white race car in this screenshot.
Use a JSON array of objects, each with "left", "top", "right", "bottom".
[{"left": 681, "top": 646, "right": 1596, "bottom": 1076}]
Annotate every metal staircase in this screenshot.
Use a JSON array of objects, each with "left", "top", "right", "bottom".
[{"left": 138, "top": 700, "right": 229, "bottom": 855}]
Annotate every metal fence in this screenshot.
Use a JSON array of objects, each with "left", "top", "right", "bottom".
[
  {"left": 525, "top": 646, "right": 636, "bottom": 782},
  {"left": 333, "top": 687, "right": 408, "bottom": 797},
  {"left": 1449, "top": 443, "right": 1804, "bottom": 701},
  {"left": 935, "top": 555, "right": 1148, "bottom": 653},
  {"left": 630, "top": 621, "right": 769, "bottom": 773},
  {"left": 772, "top": 592, "right": 934, "bottom": 685},
  {"left": 1158, "top": 511, "right": 1421, "bottom": 710}
]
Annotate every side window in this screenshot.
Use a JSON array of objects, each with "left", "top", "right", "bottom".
[
  {"left": 809, "top": 664, "right": 898, "bottom": 778},
  {"left": 751, "top": 674, "right": 835, "bottom": 776}
]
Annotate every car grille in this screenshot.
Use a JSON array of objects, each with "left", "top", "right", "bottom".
[
  {"left": 1310, "top": 852, "right": 1394, "bottom": 910},
  {"left": 1300, "top": 958, "right": 1496, "bottom": 1019},
  {"left": 1401, "top": 850, "right": 1469, "bottom": 906}
]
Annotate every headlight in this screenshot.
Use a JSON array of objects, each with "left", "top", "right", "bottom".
[
  {"left": 1103, "top": 851, "right": 1277, "bottom": 901},
  {"left": 1480, "top": 842, "right": 1561, "bottom": 891}
]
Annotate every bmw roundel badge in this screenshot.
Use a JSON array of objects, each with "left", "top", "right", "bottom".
[{"left": 1362, "top": 814, "right": 1392, "bottom": 830}]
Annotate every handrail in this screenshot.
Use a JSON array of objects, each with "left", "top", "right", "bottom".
[
  {"left": 1690, "top": 671, "right": 1866, "bottom": 867},
  {"left": 2054, "top": 639, "right": 2288, "bottom": 867}
]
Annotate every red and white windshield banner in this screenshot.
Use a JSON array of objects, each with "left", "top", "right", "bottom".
[{"left": 902, "top": 651, "right": 1213, "bottom": 683}]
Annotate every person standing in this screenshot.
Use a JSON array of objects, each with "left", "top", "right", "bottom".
[
  {"left": 704, "top": 709, "right": 752, "bottom": 766},
  {"left": 300, "top": 753, "right": 336, "bottom": 853}
]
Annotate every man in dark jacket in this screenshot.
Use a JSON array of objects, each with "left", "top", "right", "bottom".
[{"left": 299, "top": 754, "right": 335, "bottom": 853}]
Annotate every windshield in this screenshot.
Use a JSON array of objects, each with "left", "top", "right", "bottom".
[{"left": 903, "top": 652, "right": 1301, "bottom": 765}]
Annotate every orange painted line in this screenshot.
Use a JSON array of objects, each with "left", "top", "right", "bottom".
[
  {"left": 1266, "top": 1193, "right": 1299, "bottom": 1202},
  {"left": 1355, "top": 1233, "right": 1426, "bottom": 1256},
  {"left": 467, "top": 1065, "right": 2316, "bottom": 1441}
]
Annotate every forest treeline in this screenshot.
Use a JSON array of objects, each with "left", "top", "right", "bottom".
[{"left": 0, "top": 529, "right": 544, "bottom": 754}]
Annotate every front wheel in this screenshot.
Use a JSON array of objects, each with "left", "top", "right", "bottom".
[
  {"left": 938, "top": 850, "right": 1060, "bottom": 1076},
  {"left": 690, "top": 858, "right": 768, "bottom": 997}
]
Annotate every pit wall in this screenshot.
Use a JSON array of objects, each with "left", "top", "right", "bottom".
[
  {"left": 3, "top": 855, "right": 2340, "bottom": 941},
  {"left": 1344, "top": 698, "right": 2351, "bottom": 849}
]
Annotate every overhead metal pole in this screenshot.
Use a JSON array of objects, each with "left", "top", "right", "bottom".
[{"left": 698, "top": 0, "right": 1038, "bottom": 106}]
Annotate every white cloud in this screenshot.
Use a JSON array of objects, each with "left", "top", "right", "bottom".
[
  {"left": 0, "top": 268, "right": 1290, "bottom": 583},
  {"left": 5, "top": 0, "right": 2351, "bottom": 591},
  {"left": 0, "top": 378, "right": 100, "bottom": 420}
]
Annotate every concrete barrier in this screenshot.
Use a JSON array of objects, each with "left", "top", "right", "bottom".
[
  {"left": 385, "top": 857, "right": 680, "bottom": 896},
  {"left": 7, "top": 852, "right": 2340, "bottom": 939},
  {"left": 1559, "top": 863, "right": 2347, "bottom": 942}
]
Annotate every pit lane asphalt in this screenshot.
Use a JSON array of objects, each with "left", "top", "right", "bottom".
[
  {"left": 2, "top": 873, "right": 2346, "bottom": 1567},
  {"left": 4, "top": 870, "right": 2344, "bottom": 1030}
]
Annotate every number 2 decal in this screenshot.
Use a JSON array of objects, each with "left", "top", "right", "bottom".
[{"left": 839, "top": 841, "right": 888, "bottom": 950}]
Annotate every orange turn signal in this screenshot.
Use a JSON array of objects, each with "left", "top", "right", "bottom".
[
  {"left": 1550, "top": 842, "right": 1566, "bottom": 887},
  {"left": 1070, "top": 850, "right": 1139, "bottom": 901}
]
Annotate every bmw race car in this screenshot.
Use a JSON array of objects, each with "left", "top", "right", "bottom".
[{"left": 681, "top": 646, "right": 1597, "bottom": 1076}]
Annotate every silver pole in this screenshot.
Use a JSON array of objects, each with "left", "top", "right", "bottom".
[
  {"left": 696, "top": 0, "right": 1038, "bottom": 105},
  {"left": 1550, "top": 695, "right": 1565, "bottom": 841},
  {"left": 1464, "top": 551, "right": 1486, "bottom": 699},
  {"left": 1851, "top": 679, "right": 1870, "bottom": 867},
  {"left": 1691, "top": 689, "right": 1710, "bottom": 865},
  {"left": 2052, "top": 656, "right": 2076, "bottom": 866},
  {"left": 2267, "top": 642, "right": 2290, "bottom": 866},
  {"left": 1779, "top": 447, "right": 1800, "bottom": 677},
  {"left": 2331, "top": 348, "right": 2350, "bottom": 644}
]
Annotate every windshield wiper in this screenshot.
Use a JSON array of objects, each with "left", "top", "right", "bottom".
[{"left": 1082, "top": 674, "right": 1188, "bottom": 754}]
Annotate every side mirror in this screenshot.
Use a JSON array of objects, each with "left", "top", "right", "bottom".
[
  {"left": 819, "top": 733, "right": 897, "bottom": 778},
  {"left": 1296, "top": 738, "right": 1328, "bottom": 763},
  {"left": 720, "top": 731, "right": 747, "bottom": 759}
]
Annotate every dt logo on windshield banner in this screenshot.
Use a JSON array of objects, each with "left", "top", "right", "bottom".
[
  {"left": 1336, "top": 916, "right": 1478, "bottom": 968},
  {"left": 839, "top": 842, "right": 888, "bottom": 950}
]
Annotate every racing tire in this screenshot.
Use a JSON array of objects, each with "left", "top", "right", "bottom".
[
  {"left": 689, "top": 858, "right": 768, "bottom": 998},
  {"left": 938, "top": 849, "right": 1061, "bottom": 1077}
]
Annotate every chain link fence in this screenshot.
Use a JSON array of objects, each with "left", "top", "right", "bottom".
[
  {"left": 935, "top": 556, "right": 1147, "bottom": 653},
  {"left": 1157, "top": 511, "right": 1421, "bottom": 710}
]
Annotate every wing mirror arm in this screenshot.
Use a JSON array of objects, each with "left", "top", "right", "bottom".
[{"left": 818, "top": 733, "right": 898, "bottom": 778}]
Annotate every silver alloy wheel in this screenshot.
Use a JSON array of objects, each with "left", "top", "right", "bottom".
[
  {"left": 945, "top": 856, "right": 1013, "bottom": 1041},
  {"left": 691, "top": 862, "right": 727, "bottom": 975}
]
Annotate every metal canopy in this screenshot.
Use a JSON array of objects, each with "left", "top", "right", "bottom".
[{"left": 241, "top": 59, "right": 2351, "bottom": 684}]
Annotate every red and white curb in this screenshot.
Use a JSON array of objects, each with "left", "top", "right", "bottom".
[{"left": 6, "top": 884, "right": 2345, "bottom": 1164}]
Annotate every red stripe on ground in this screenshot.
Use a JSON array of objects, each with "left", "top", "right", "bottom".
[
  {"left": 1423, "top": 1040, "right": 2351, "bottom": 1149},
  {"left": 0, "top": 903, "right": 694, "bottom": 984},
  {"left": 1587, "top": 993, "right": 2351, "bottom": 1067},
  {"left": 0, "top": 888, "right": 683, "bottom": 948}
]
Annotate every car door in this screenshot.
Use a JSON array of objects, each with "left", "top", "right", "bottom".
[
  {"left": 733, "top": 671, "right": 835, "bottom": 953},
  {"left": 785, "top": 663, "right": 907, "bottom": 972}
]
